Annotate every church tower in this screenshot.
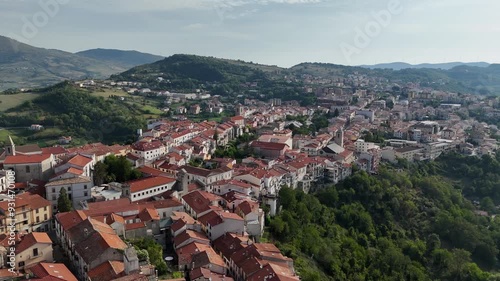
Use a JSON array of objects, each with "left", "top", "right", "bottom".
[
  {"left": 5, "top": 136, "right": 15, "bottom": 156},
  {"left": 334, "top": 128, "right": 344, "bottom": 148}
]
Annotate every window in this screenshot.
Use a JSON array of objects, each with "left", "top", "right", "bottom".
[
  {"left": 68, "top": 187, "right": 71, "bottom": 191},
  {"left": 84, "top": 185, "right": 87, "bottom": 189},
  {"left": 36, "top": 217, "right": 40, "bottom": 223},
  {"left": 18, "top": 261, "right": 25, "bottom": 267},
  {"left": 84, "top": 192, "right": 88, "bottom": 197},
  {"left": 33, "top": 248, "right": 39, "bottom": 257},
  {"left": 25, "top": 166, "right": 30, "bottom": 173},
  {"left": 44, "top": 206, "right": 47, "bottom": 211},
  {"left": 68, "top": 194, "right": 72, "bottom": 200},
  {"left": 52, "top": 195, "right": 56, "bottom": 201},
  {"left": 23, "top": 213, "right": 27, "bottom": 219},
  {"left": 36, "top": 209, "right": 39, "bottom": 214},
  {"left": 52, "top": 188, "right": 55, "bottom": 193},
  {"left": 44, "top": 214, "right": 48, "bottom": 220}
]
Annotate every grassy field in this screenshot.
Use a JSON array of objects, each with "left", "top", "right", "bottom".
[
  {"left": 0, "top": 90, "right": 129, "bottom": 113},
  {"left": 0, "top": 93, "right": 39, "bottom": 112},
  {"left": 0, "top": 128, "right": 31, "bottom": 145},
  {"left": 0, "top": 127, "right": 64, "bottom": 147},
  {"left": 89, "top": 88, "right": 131, "bottom": 98}
]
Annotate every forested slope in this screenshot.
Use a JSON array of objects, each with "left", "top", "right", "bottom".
[{"left": 269, "top": 153, "right": 500, "bottom": 281}]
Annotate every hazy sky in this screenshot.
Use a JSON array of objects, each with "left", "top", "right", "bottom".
[{"left": 2, "top": 0, "right": 500, "bottom": 67}]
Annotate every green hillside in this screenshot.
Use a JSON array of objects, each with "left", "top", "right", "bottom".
[
  {"left": 0, "top": 82, "right": 145, "bottom": 144},
  {"left": 270, "top": 153, "right": 500, "bottom": 281},
  {"left": 76, "top": 48, "right": 164, "bottom": 69},
  {"left": 0, "top": 35, "right": 126, "bottom": 90},
  {"left": 112, "top": 54, "right": 272, "bottom": 89}
]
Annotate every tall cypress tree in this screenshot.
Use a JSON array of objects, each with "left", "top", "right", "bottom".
[{"left": 57, "top": 187, "right": 72, "bottom": 213}]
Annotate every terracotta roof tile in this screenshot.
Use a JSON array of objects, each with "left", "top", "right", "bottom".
[
  {"left": 4, "top": 154, "right": 52, "bottom": 164},
  {"left": 15, "top": 232, "right": 52, "bottom": 254},
  {"left": 126, "top": 176, "right": 176, "bottom": 193},
  {"left": 41, "top": 146, "right": 68, "bottom": 155},
  {"left": 87, "top": 261, "right": 125, "bottom": 281},
  {"left": 27, "top": 263, "right": 78, "bottom": 281},
  {"left": 67, "top": 154, "right": 93, "bottom": 167},
  {"left": 176, "top": 242, "right": 212, "bottom": 266},
  {"left": 55, "top": 210, "right": 88, "bottom": 231}
]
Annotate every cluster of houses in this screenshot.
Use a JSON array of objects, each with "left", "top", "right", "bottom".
[{"left": 0, "top": 78, "right": 498, "bottom": 280}]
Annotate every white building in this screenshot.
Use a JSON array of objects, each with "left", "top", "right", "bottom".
[
  {"left": 45, "top": 176, "right": 93, "bottom": 211},
  {"left": 198, "top": 210, "right": 245, "bottom": 241},
  {"left": 180, "top": 166, "right": 233, "bottom": 187},
  {"left": 131, "top": 140, "right": 166, "bottom": 162},
  {"left": 123, "top": 176, "right": 177, "bottom": 202},
  {"left": 354, "top": 139, "right": 379, "bottom": 153},
  {"left": 54, "top": 154, "right": 95, "bottom": 178}
]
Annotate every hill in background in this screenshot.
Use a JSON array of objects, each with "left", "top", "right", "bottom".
[
  {"left": 0, "top": 35, "right": 127, "bottom": 90},
  {"left": 1, "top": 33, "right": 499, "bottom": 96},
  {"left": 0, "top": 35, "right": 163, "bottom": 90},
  {"left": 76, "top": 48, "right": 164, "bottom": 69},
  {"left": 360, "top": 62, "right": 491, "bottom": 70}
]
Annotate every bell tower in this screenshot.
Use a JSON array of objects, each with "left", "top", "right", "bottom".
[{"left": 5, "top": 136, "right": 15, "bottom": 156}]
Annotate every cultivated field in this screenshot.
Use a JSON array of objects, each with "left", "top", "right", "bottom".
[{"left": 0, "top": 93, "right": 39, "bottom": 112}]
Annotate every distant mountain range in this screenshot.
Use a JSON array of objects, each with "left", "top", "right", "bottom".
[
  {"left": 0, "top": 35, "right": 499, "bottom": 95},
  {"left": 359, "top": 62, "right": 491, "bottom": 70},
  {"left": 115, "top": 55, "right": 500, "bottom": 96},
  {"left": 75, "top": 49, "right": 164, "bottom": 69},
  {"left": 0, "top": 35, "right": 163, "bottom": 90}
]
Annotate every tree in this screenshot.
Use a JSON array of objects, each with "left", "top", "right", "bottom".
[
  {"left": 213, "top": 131, "right": 219, "bottom": 146},
  {"left": 131, "top": 238, "right": 168, "bottom": 275},
  {"left": 93, "top": 162, "right": 108, "bottom": 186},
  {"left": 481, "top": 197, "right": 495, "bottom": 214},
  {"left": 57, "top": 188, "right": 72, "bottom": 212},
  {"left": 333, "top": 108, "right": 340, "bottom": 117},
  {"left": 104, "top": 155, "right": 141, "bottom": 182}
]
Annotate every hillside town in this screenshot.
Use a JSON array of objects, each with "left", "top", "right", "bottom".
[{"left": 0, "top": 71, "right": 499, "bottom": 281}]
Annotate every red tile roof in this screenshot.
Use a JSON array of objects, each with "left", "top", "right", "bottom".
[
  {"left": 198, "top": 209, "right": 242, "bottom": 228},
  {"left": 137, "top": 165, "right": 174, "bottom": 177},
  {"left": 250, "top": 141, "right": 288, "bottom": 151},
  {"left": 126, "top": 176, "right": 176, "bottom": 193},
  {"left": 132, "top": 140, "right": 163, "bottom": 151},
  {"left": 247, "top": 263, "right": 299, "bottom": 281},
  {"left": 108, "top": 213, "right": 125, "bottom": 225},
  {"left": 236, "top": 200, "right": 259, "bottom": 216},
  {"left": 27, "top": 263, "right": 78, "bottom": 281},
  {"left": 41, "top": 146, "right": 68, "bottom": 155},
  {"left": 4, "top": 154, "right": 52, "bottom": 164},
  {"left": 213, "top": 233, "right": 250, "bottom": 260},
  {"left": 125, "top": 222, "right": 146, "bottom": 230},
  {"left": 176, "top": 242, "right": 212, "bottom": 266},
  {"left": 55, "top": 210, "right": 88, "bottom": 231},
  {"left": 190, "top": 267, "right": 234, "bottom": 281},
  {"left": 15, "top": 232, "right": 52, "bottom": 254},
  {"left": 88, "top": 261, "right": 125, "bottom": 281},
  {"left": 173, "top": 230, "right": 210, "bottom": 248},
  {"left": 68, "top": 154, "right": 93, "bottom": 167},
  {"left": 182, "top": 190, "right": 222, "bottom": 215},
  {"left": 138, "top": 208, "right": 160, "bottom": 221},
  {"left": 192, "top": 246, "right": 226, "bottom": 268}
]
